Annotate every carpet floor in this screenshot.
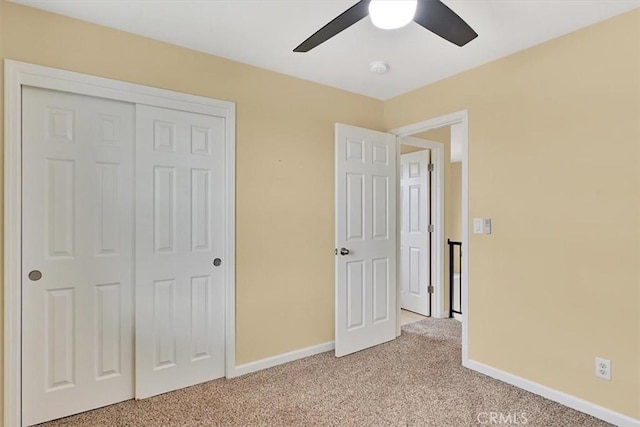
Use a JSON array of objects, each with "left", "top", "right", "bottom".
[{"left": 39, "top": 318, "right": 610, "bottom": 426}]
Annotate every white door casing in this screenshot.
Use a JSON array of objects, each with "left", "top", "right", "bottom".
[
  {"left": 400, "top": 150, "right": 431, "bottom": 316},
  {"left": 135, "top": 104, "right": 226, "bottom": 398},
  {"left": 22, "top": 87, "right": 134, "bottom": 426},
  {"left": 335, "top": 123, "right": 397, "bottom": 357}
]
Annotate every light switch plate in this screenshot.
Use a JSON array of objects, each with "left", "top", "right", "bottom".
[
  {"left": 473, "top": 218, "right": 483, "bottom": 234},
  {"left": 483, "top": 218, "right": 492, "bottom": 234}
]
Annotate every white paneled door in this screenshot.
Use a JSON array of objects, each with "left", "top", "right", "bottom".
[
  {"left": 400, "top": 150, "right": 431, "bottom": 316},
  {"left": 22, "top": 87, "right": 135, "bottom": 426},
  {"left": 135, "top": 105, "right": 226, "bottom": 398},
  {"left": 22, "top": 89, "right": 229, "bottom": 424},
  {"left": 335, "top": 124, "right": 396, "bottom": 357}
]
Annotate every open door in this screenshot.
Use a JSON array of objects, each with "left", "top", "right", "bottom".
[
  {"left": 400, "top": 148, "right": 431, "bottom": 316},
  {"left": 335, "top": 123, "right": 397, "bottom": 357}
]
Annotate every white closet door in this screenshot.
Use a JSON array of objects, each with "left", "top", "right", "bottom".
[
  {"left": 135, "top": 105, "right": 226, "bottom": 398},
  {"left": 22, "top": 87, "right": 134, "bottom": 426}
]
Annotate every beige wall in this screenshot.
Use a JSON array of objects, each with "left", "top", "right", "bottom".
[
  {"left": 0, "top": 0, "right": 384, "bottom": 410},
  {"left": 385, "top": 9, "right": 640, "bottom": 419},
  {"left": 415, "top": 126, "right": 450, "bottom": 145},
  {"left": 399, "top": 145, "right": 426, "bottom": 154},
  {"left": 449, "top": 162, "right": 461, "bottom": 274},
  {"left": 449, "top": 162, "right": 462, "bottom": 243}
]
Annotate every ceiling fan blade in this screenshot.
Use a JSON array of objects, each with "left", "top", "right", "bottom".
[
  {"left": 414, "top": 0, "right": 477, "bottom": 47},
  {"left": 294, "top": 1, "right": 371, "bottom": 53}
]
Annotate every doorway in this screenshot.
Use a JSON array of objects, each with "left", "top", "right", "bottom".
[
  {"left": 5, "top": 61, "right": 236, "bottom": 427},
  {"left": 333, "top": 110, "right": 469, "bottom": 361},
  {"left": 400, "top": 125, "right": 463, "bottom": 322},
  {"left": 390, "top": 111, "right": 469, "bottom": 362}
]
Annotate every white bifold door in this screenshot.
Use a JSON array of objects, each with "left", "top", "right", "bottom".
[
  {"left": 22, "top": 89, "right": 227, "bottom": 425},
  {"left": 400, "top": 148, "right": 431, "bottom": 316},
  {"left": 22, "top": 88, "right": 135, "bottom": 426},
  {"left": 335, "top": 124, "right": 397, "bottom": 357},
  {"left": 135, "top": 105, "right": 226, "bottom": 398}
]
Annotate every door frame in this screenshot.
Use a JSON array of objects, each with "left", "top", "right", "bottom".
[
  {"left": 390, "top": 110, "right": 469, "bottom": 363},
  {"left": 396, "top": 137, "right": 444, "bottom": 323},
  {"left": 4, "top": 59, "right": 237, "bottom": 427}
]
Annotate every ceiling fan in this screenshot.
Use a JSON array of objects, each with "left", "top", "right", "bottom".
[{"left": 293, "top": 0, "right": 478, "bottom": 53}]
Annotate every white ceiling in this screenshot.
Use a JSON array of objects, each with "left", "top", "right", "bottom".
[{"left": 10, "top": 0, "right": 640, "bottom": 100}]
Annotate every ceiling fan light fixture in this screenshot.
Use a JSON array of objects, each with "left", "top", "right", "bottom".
[{"left": 369, "top": 0, "right": 418, "bottom": 30}]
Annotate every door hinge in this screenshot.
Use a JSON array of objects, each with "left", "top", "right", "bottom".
[
  {"left": 428, "top": 224, "right": 434, "bottom": 233},
  {"left": 428, "top": 163, "right": 434, "bottom": 172},
  {"left": 427, "top": 285, "right": 434, "bottom": 294}
]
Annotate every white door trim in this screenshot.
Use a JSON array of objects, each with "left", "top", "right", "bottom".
[
  {"left": 395, "top": 138, "right": 444, "bottom": 332},
  {"left": 4, "top": 59, "right": 237, "bottom": 427},
  {"left": 389, "top": 110, "right": 469, "bottom": 363}
]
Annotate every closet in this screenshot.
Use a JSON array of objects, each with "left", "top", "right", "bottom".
[{"left": 21, "top": 87, "right": 228, "bottom": 425}]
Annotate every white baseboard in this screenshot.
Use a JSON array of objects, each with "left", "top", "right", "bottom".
[
  {"left": 228, "top": 341, "right": 335, "bottom": 378},
  {"left": 464, "top": 359, "right": 640, "bottom": 427}
]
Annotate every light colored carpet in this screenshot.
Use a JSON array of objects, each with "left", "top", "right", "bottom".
[{"left": 40, "top": 318, "right": 610, "bottom": 426}]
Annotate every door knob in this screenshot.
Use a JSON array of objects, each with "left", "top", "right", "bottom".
[
  {"left": 213, "top": 258, "right": 222, "bottom": 267},
  {"left": 28, "top": 270, "right": 42, "bottom": 281},
  {"left": 340, "top": 248, "right": 350, "bottom": 256}
]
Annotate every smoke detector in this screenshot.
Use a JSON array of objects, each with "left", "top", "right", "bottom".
[{"left": 369, "top": 61, "right": 389, "bottom": 74}]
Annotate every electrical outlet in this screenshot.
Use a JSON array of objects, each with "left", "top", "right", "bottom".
[{"left": 595, "top": 357, "right": 611, "bottom": 380}]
